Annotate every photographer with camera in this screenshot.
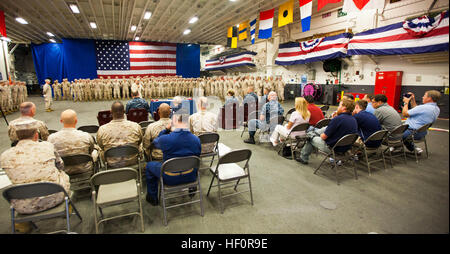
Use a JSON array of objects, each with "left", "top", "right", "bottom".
[{"left": 402, "top": 90, "right": 441, "bottom": 153}]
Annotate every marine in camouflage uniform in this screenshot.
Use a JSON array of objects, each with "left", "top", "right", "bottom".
[
  {"left": 97, "top": 102, "right": 143, "bottom": 168},
  {"left": 143, "top": 103, "right": 172, "bottom": 160},
  {"left": 0, "top": 119, "right": 70, "bottom": 215}
]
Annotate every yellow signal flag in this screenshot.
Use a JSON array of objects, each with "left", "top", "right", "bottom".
[
  {"left": 227, "top": 26, "right": 233, "bottom": 38},
  {"left": 231, "top": 37, "right": 237, "bottom": 48},
  {"left": 238, "top": 21, "right": 249, "bottom": 40},
  {"left": 278, "top": 0, "right": 294, "bottom": 27}
]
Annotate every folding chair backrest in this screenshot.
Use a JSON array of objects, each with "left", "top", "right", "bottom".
[
  {"left": 416, "top": 123, "right": 432, "bottom": 133},
  {"left": 365, "top": 130, "right": 389, "bottom": 144},
  {"left": 90, "top": 168, "right": 137, "bottom": 187},
  {"left": 320, "top": 105, "right": 330, "bottom": 111},
  {"left": 315, "top": 118, "right": 331, "bottom": 129},
  {"left": 48, "top": 129, "right": 58, "bottom": 135},
  {"left": 61, "top": 154, "right": 94, "bottom": 166},
  {"left": 289, "top": 122, "right": 310, "bottom": 135},
  {"left": 161, "top": 156, "right": 200, "bottom": 174},
  {"left": 332, "top": 134, "right": 359, "bottom": 149},
  {"left": 105, "top": 145, "right": 139, "bottom": 159},
  {"left": 285, "top": 108, "right": 296, "bottom": 119},
  {"left": 198, "top": 132, "right": 219, "bottom": 145},
  {"left": 3, "top": 182, "right": 66, "bottom": 202},
  {"left": 78, "top": 125, "right": 99, "bottom": 134},
  {"left": 389, "top": 124, "right": 409, "bottom": 137},
  {"left": 139, "top": 120, "right": 154, "bottom": 129},
  {"left": 218, "top": 149, "right": 252, "bottom": 164}
]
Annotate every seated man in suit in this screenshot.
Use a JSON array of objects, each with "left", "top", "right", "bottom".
[{"left": 145, "top": 113, "right": 201, "bottom": 205}]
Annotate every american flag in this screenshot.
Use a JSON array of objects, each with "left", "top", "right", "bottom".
[{"left": 95, "top": 40, "right": 177, "bottom": 78}]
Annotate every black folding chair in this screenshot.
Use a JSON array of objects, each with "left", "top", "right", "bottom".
[
  {"left": 159, "top": 156, "right": 203, "bottom": 226},
  {"left": 198, "top": 133, "right": 220, "bottom": 170},
  {"left": 320, "top": 105, "right": 329, "bottom": 117},
  {"left": 405, "top": 122, "right": 433, "bottom": 163},
  {"left": 314, "top": 118, "right": 331, "bottom": 129},
  {"left": 61, "top": 154, "right": 98, "bottom": 191},
  {"left": 2, "top": 182, "right": 82, "bottom": 234},
  {"left": 314, "top": 133, "right": 359, "bottom": 185},
  {"left": 383, "top": 124, "right": 409, "bottom": 168},
  {"left": 77, "top": 125, "right": 99, "bottom": 134},
  {"left": 104, "top": 145, "right": 143, "bottom": 188},
  {"left": 355, "top": 130, "right": 389, "bottom": 175},
  {"left": 48, "top": 129, "right": 58, "bottom": 135},
  {"left": 283, "top": 108, "right": 296, "bottom": 124},
  {"left": 277, "top": 122, "right": 310, "bottom": 160}
]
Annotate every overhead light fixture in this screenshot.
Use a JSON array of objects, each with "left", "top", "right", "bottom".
[
  {"left": 1, "top": 36, "right": 11, "bottom": 42},
  {"left": 15, "top": 17, "right": 28, "bottom": 24},
  {"left": 229, "top": 0, "right": 237, "bottom": 2},
  {"left": 183, "top": 29, "right": 191, "bottom": 35},
  {"left": 135, "top": 36, "right": 140, "bottom": 41},
  {"left": 90, "top": 22, "right": 97, "bottom": 29},
  {"left": 144, "top": 11, "right": 152, "bottom": 20},
  {"left": 189, "top": 16, "right": 198, "bottom": 24},
  {"left": 49, "top": 39, "right": 56, "bottom": 43},
  {"left": 69, "top": 4, "right": 80, "bottom": 14},
  {"left": 47, "top": 32, "right": 55, "bottom": 37},
  {"left": 131, "top": 25, "right": 137, "bottom": 31}
]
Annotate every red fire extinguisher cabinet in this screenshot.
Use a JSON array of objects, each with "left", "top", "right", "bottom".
[{"left": 374, "top": 71, "right": 403, "bottom": 110}]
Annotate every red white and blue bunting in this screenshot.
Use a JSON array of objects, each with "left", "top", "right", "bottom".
[
  {"left": 275, "top": 33, "right": 352, "bottom": 65},
  {"left": 205, "top": 51, "right": 257, "bottom": 71},
  {"left": 347, "top": 10, "right": 449, "bottom": 56}
]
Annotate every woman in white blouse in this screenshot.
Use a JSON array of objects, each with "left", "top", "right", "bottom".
[{"left": 270, "top": 97, "right": 310, "bottom": 146}]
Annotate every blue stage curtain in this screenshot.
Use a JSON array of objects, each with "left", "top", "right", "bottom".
[
  {"left": 176, "top": 43, "right": 200, "bottom": 78},
  {"left": 62, "top": 39, "right": 97, "bottom": 82},
  {"left": 31, "top": 43, "right": 66, "bottom": 87}
]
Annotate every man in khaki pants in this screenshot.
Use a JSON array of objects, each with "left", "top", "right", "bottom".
[{"left": 43, "top": 79, "right": 53, "bottom": 112}]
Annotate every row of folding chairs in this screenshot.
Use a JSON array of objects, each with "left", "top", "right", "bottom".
[
  {"left": 312, "top": 122, "right": 433, "bottom": 185},
  {"left": 2, "top": 132, "right": 254, "bottom": 233}
]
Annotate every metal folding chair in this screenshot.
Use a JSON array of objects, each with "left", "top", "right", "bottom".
[
  {"left": 283, "top": 108, "right": 296, "bottom": 124},
  {"left": 320, "top": 105, "right": 329, "bottom": 117},
  {"left": 159, "top": 156, "right": 203, "bottom": 226},
  {"left": 77, "top": 125, "right": 99, "bottom": 134},
  {"left": 48, "top": 129, "right": 58, "bottom": 135},
  {"left": 256, "top": 115, "right": 285, "bottom": 143},
  {"left": 314, "top": 118, "right": 331, "bottom": 129},
  {"left": 314, "top": 133, "right": 359, "bottom": 185},
  {"left": 240, "top": 110, "right": 258, "bottom": 138},
  {"left": 207, "top": 149, "right": 253, "bottom": 214},
  {"left": 355, "top": 130, "right": 389, "bottom": 175},
  {"left": 104, "top": 145, "right": 143, "bottom": 188},
  {"left": 406, "top": 122, "right": 433, "bottom": 163},
  {"left": 2, "top": 182, "right": 82, "bottom": 234},
  {"left": 198, "top": 133, "right": 220, "bottom": 170},
  {"left": 383, "top": 124, "right": 409, "bottom": 168},
  {"left": 277, "top": 122, "right": 310, "bottom": 160},
  {"left": 61, "top": 154, "right": 98, "bottom": 191},
  {"left": 90, "top": 168, "right": 144, "bottom": 233}
]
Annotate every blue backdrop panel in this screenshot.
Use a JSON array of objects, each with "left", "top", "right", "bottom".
[
  {"left": 62, "top": 39, "right": 98, "bottom": 81},
  {"left": 31, "top": 43, "right": 66, "bottom": 86},
  {"left": 176, "top": 44, "right": 200, "bottom": 78}
]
